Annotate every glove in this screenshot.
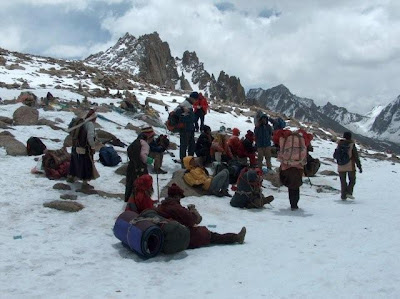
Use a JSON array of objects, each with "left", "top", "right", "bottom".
[
  {"left": 146, "top": 156, "right": 154, "bottom": 165},
  {"left": 359, "top": 167, "right": 363, "bottom": 173}
]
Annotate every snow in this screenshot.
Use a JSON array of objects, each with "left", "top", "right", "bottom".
[{"left": 1, "top": 76, "right": 400, "bottom": 298}]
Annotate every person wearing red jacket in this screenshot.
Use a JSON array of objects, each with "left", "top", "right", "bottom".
[
  {"left": 228, "top": 128, "right": 242, "bottom": 157},
  {"left": 155, "top": 183, "right": 246, "bottom": 248},
  {"left": 125, "top": 174, "right": 157, "bottom": 213},
  {"left": 238, "top": 130, "right": 257, "bottom": 166},
  {"left": 193, "top": 92, "right": 209, "bottom": 132}
]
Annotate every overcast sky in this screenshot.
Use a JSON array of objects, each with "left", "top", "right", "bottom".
[{"left": 1, "top": 0, "right": 399, "bottom": 114}]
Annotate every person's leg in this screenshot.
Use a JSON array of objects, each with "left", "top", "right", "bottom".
[
  {"left": 209, "top": 169, "right": 229, "bottom": 195},
  {"left": 210, "top": 227, "right": 246, "bottom": 244},
  {"left": 339, "top": 172, "right": 347, "bottom": 200},
  {"left": 188, "top": 132, "right": 195, "bottom": 157},
  {"left": 200, "top": 111, "right": 205, "bottom": 131},
  {"left": 347, "top": 171, "right": 356, "bottom": 197},
  {"left": 179, "top": 132, "right": 188, "bottom": 161},
  {"left": 289, "top": 188, "right": 298, "bottom": 209},
  {"left": 194, "top": 113, "right": 200, "bottom": 132},
  {"left": 257, "top": 147, "right": 265, "bottom": 168},
  {"left": 265, "top": 146, "right": 272, "bottom": 169}
]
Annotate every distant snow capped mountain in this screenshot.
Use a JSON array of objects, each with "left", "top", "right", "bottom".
[
  {"left": 246, "top": 85, "right": 400, "bottom": 151},
  {"left": 86, "top": 32, "right": 245, "bottom": 103},
  {"left": 370, "top": 95, "right": 400, "bottom": 143},
  {"left": 319, "top": 102, "right": 366, "bottom": 126}
]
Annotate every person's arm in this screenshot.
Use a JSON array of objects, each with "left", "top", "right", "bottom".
[
  {"left": 140, "top": 140, "right": 150, "bottom": 163},
  {"left": 85, "top": 122, "right": 96, "bottom": 149},
  {"left": 353, "top": 144, "right": 362, "bottom": 171}
]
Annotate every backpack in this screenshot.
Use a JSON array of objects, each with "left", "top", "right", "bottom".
[
  {"left": 333, "top": 143, "right": 351, "bottom": 165},
  {"left": 140, "top": 210, "right": 190, "bottom": 254},
  {"left": 304, "top": 155, "right": 321, "bottom": 177},
  {"left": 165, "top": 108, "right": 185, "bottom": 132},
  {"left": 99, "top": 146, "right": 122, "bottom": 167},
  {"left": 42, "top": 148, "right": 71, "bottom": 179},
  {"left": 278, "top": 132, "right": 307, "bottom": 166},
  {"left": 68, "top": 117, "right": 85, "bottom": 146},
  {"left": 27, "top": 137, "right": 47, "bottom": 156}
]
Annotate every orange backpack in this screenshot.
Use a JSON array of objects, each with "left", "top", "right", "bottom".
[{"left": 278, "top": 131, "right": 307, "bottom": 166}]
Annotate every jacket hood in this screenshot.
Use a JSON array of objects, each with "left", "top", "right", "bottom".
[
  {"left": 183, "top": 156, "right": 194, "bottom": 170},
  {"left": 134, "top": 174, "right": 153, "bottom": 191}
]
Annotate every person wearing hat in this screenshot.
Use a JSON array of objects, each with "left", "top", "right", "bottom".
[
  {"left": 335, "top": 131, "right": 362, "bottom": 200},
  {"left": 125, "top": 126, "right": 155, "bottom": 202},
  {"left": 68, "top": 108, "right": 99, "bottom": 189},
  {"left": 210, "top": 133, "right": 233, "bottom": 162},
  {"left": 156, "top": 184, "right": 246, "bottom": 248},
  {"left": 125, "top": 174, "right": 157, "bottom": 213},
  {"left": 239, "top": 130, "right": 257, "bottom": 166},
  {"left": 228, "top": 128, "right": 241, "bottom": 158},
  {"left": 175, "top": 94, "right": 196, "bottom": 165},
  {"left": 195, "top": 125, "right": 214, "bottom": 166}
]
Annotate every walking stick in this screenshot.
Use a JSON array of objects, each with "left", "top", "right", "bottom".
[
  {"left": 156, "top": 170, "right": 160, "bottom": 202},
  {"left": 307, "top": 176, "right": 313, "bottom": 186}
]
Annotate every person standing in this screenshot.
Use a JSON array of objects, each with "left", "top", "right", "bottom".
[
  {"left": 176, "top": 94, "right": 196, "bottom": 165},
  {"left": 195, "top": 125, "right": 214, "bottom": 165},
  {"left": 149, "top": 134, "right": 169, "bottom": 174},
  {"left": 193, "top": 92, "right": 209, "bottom": 132},
  {"left": 254, "top": 114, "right": 273, "bottom": 170},
  {"left": 125, "top": 127, "right": 155, "bottom": 202},
  {"left": 335, "top": 131, "right": 362, "bottom": 200},
  {"left": 68, "top": 109, "right": 99, "bottom": 189},
  {"left": 277, "top": 130, "right": 308, "bottom": 210}
]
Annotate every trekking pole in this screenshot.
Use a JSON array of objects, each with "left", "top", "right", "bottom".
[
  {"left": 307, "top": 176, "right": 313, "bottom": 186},
  {"left": 156, "top": 171, "right": 160, "bottom": 202}
]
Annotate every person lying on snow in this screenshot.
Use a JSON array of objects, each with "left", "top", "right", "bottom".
[
  {"left": 230, "top": 168, "right": 274, "bottom": 209},
  {"left": 156, "top": 183, "right": 246, "bottom": 248},
  {"left": 183, "top": 156, "right": 232, "bottom": 197},
  {"left": 125, "top": 174, "right": 158, "bottom": 213}
]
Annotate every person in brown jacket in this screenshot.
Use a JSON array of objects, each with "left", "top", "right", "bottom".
[
  {"left": 155, "top": 184, "right": 246, "bottom": 249},
  {"left": 335, "top": 132, "right": 362, "bottom": 200}
]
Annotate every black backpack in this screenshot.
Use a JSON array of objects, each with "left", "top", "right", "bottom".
[
  {"left": 27, "top": 137, "right": 47, "bottom": 156},
  {"left": 99, "top": 146, "right": 122, "bottom": 166},
  {"left": 68, "top": 117, "right": 85, "bottom": 146},
  {"left": 333, "top": 143, "right": 351, "bottom": 165}
]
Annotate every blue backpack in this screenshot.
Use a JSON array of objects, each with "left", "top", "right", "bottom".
[
  {"left": 333, "top": 143, "right": 350, "bottom": 165},
  {"left": 99, "top": 146, "right": 122, "bottom": 167}
]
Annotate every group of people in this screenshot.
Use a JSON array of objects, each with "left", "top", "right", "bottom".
[{"left": 66, "top": 93, "right": 363, "bottom": 251}]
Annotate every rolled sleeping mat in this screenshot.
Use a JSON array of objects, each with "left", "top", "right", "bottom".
[{"left": 113, "top": 211, "right": 164, "bottom": 259}]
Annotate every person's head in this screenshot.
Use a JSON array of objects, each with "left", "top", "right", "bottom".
[
  {"left": 232, "top": 128, "right": 240, "bottom": 137},
  {"left": 189, "top": 91, "right": 199, "bottom": 100},
  {"left": 245, "top": 130, "right": 255, "bottom": 142},
  {"left": 141, "top": 126, "right": 155, "bottom": 143},
  {"left": 134, "top": 174, "right": 153, "bottom": 195},
  {"left": 203, "top": 125, "right": 211, "bottom": 134},
  {"left": 183, "top": 156, "right": 196, "bottom": 169},
  {"left": 260, "top": 114, "right": 268, "bottom": 124},
  {"left": 343, "top": 131, "right": 352, "bottom": 140},
  {"left": 85, "top": 109, "right": 97, "bottom": 122},
  {"left": 167, "top": 183, "right": 185, "bottom": 200}
]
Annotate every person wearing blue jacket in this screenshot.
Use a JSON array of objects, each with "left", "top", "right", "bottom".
[{"left": 254, "top": 114, "right": 273, "bottom": 170}]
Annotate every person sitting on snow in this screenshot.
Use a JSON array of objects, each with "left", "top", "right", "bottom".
[
  {"left": 183, "top": 156, "right": 232, "bottom": 197},
  {"left": 125, "top": 174, "right": 157, "bottom": 213},
  {"left": 156, "top": 183, "right": 246, "bottom": 249}
]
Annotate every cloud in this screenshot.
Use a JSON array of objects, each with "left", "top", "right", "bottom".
[{"left": 0, "top": 0, "right": 399, "bottom": 113}]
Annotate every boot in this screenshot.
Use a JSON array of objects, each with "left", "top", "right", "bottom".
[
  {"left": 236, "top": 227, "right": 246, "bottom": 244},
  {"left": 263, "top": 195, "right": 274, "bottom": 205},
  {"left": 221, "top": 189, "right": 232, "bottom": 197},
  {"left": 210, "top": 228, "right": 245, "bottom": 245}
]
